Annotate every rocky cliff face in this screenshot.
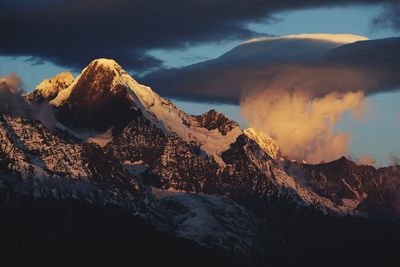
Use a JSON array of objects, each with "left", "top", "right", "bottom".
[{"left": 194, "top": 109, "right": 239, "bottom": 135}]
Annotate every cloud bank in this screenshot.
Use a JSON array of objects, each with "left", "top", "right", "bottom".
[
  {"left": 1, "top": 0, "right": 399, "bottom": 71},
  {"left": 143, "top": 36, "right": 400, "bottom": 103}
]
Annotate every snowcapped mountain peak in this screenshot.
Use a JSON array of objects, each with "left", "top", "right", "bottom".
[
  {"left": 85, "top": 58, "right": 129, "bottom": 80},
  {"left": 26, "top": 72, "right": 74, "bottom": 103},
  {"left": 50, "top": 58, "right": 135, "bottom": 107},
  {"left": 244, "top": 128, "right": 280, "bottom": 159},
  {"left": 90, "top": 58, "right": 120, "bottom": 68},
  {"left": 46, "top": 59, "right": 242, "bottom": 163}
]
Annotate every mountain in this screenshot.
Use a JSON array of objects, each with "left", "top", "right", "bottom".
[
  {"left": 194, "top": 109, "right": 239, "bottom": 135},
  {"left": 301, "top": 157, "right": 400, "bottom": 218},
  {"left": 48, "top": 59, "right": 351, "bottom": 214},
  {"left": 21, "top": 58, "right": 400, "bottom": 217},
  {"left": 1, "top": 58, "right": 400, "bottom": 266},
  {"left": 50, "top": 59, "right": 242, "bottom": 164},
  {"left": 26, "top": 72, "right": 74, "bottom": 104},
  {"left": 0, "top": 114, "right": 266, "bottom": 266}
]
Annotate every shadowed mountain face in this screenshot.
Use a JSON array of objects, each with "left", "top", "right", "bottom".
[
  {"left": 52, "top": 60, "right": 141, "bottom": 132},
  {"left": 1, "top": 58, "right": 400, "bottom": 266},
  {"left": 300, "top": 157, "right": 400, "bottom": 218},
  {"left": 303, "top": 157, "right": 380, "bottom": 201}
]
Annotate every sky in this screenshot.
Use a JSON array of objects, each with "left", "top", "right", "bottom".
[{"left": 1, "top": 1, "right": 400, "bottom": 166}]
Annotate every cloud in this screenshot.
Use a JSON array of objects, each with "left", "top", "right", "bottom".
[
  {"left": 0, "top": 73, "right": 28, "bottom": 116},
  {"left": 1, "top": 0, "right": 398, "bottom": 71},
  {"left": 241, "top": 90, "right": 367, "bottom": 163},
  {"left": 143, "top": 35, "right": 362, "bottom": 102},
  {"left": 0, "top": 74, "right": 55, "bottom": 129},
  {"left": 389, "top": 154, "right": 400, "bottom": 166},
  {"left": 356, "top": 154, "right": 377, "bottom": 166},
  {"left": 372, "top": 3, "right": 400, "bottom": 31},
  {"left": 143, "top": 36, "right": 400, "bottom": 103}
]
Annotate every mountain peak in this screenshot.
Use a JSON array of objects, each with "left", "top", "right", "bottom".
[
  {"left": 50, "top": 58, "right": 134, "bottom": 108},
  {"left": 332, "top": 156, "right": 355, "bottom": 166},
  {"left": 87, "top": 58, "right": 125, "bottom": 74},
  {"left": 195, "top": 109, "right": 239, "bottom": 135},
  {"left": 26, "top": 72, "right": 74, "bottom": 103},
  {"left": 90, "top": 58, "right": 119, "bottom": 66},
  {"left": 48, "top": 58, "right": 146, "bottom": 131},
  {"left": 244, "top": 128, "right": 280, "bottom": 159}
]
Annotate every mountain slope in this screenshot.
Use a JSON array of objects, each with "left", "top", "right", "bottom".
[
  {"left": 0, "top": 113, "right": 267, "bottom": 262},
  {"left": 105, "top": 115, "right": 219, "bottom": 192},
  {"left": 0, "top": 114, "right": 124, "bottom": 180},
  {"left": 301, "top": 157, "right": 400, "bottom": 218}
]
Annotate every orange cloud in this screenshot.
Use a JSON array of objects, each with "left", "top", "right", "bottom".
[{"left": 241, "top": 90, "right": 367, "bottom": 163}]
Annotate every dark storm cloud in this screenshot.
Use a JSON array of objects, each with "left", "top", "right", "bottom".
[
  {"left": 1, "top": 0, "right": 399, "bottom": 72},
  {"left": 141, "top": 37, "right": 400, "bottom": 103}
]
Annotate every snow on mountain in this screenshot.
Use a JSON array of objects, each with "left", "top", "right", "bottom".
[
  {"left": 0, "top": 113, "right": 131, "bottom": 183},
  {"left": 51, "top": 58, "right": 242, "bottom": 165},
  {"left": 244, "top": 128, "right": 280, "bottom": 159},
  {"left": 217, "top": 134, "right": 349, "bottom": 215},
  {"left": 150, "top": 187, "right": 264, "bottom": 257},
  {"left": 26, "top": 72, "right": 74, "bottom": 103},
  {"left": 0, "top": 110, "right": 265, "bottom": 258},
  {"left": 106, "top": 116, "right": 219, "bottom": 192}
]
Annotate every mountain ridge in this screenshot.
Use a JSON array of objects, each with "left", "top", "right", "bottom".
[
  {"left": 24, "top": 58, "right": 400, "bottom": 219},
  {"left": 2, "top": 57, "right": 400, "bottom": 265}
]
